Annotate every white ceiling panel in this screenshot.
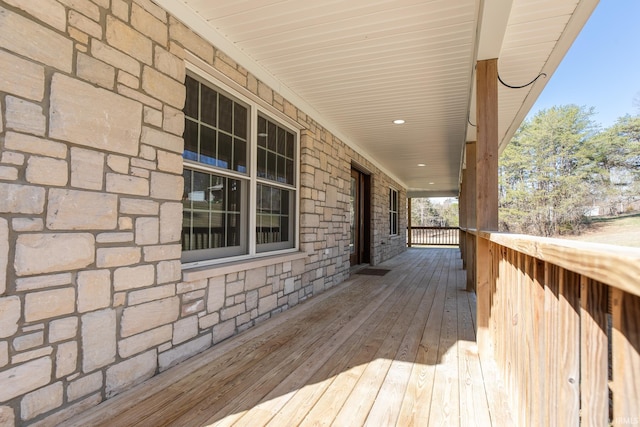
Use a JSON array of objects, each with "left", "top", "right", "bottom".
[{"left": 163, "top": 0, "right": 598, "bottom": 197}]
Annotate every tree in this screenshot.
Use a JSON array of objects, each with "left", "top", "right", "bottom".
[
  {"left": 410, "top": 198, "right": 436, "bottom": 226},
  {"left": 409, "top": 198, "right": 459, "bottom": 227},
  {"left": 439, "top": 199, "right": 459, "bottom": 227},
  {"left": 589, "top": 114, "right": 640, "bottom": 213},
  {"left": 499, "top": 105, "right": 599, "bottom": 236}
]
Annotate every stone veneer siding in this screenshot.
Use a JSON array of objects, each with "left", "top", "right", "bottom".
[{"left": 0, "top": 0, "right": 407, "bottom": 425}]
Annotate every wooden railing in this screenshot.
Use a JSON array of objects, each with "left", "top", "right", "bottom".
[
  {"left": 460, "top": 228, "right": 640, "bottom": 426},
  {"left": 407, "top": 226, "right": 459, "bottom": 246}
]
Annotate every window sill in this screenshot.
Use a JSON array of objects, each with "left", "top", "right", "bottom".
[{"left": 182, "top": 251, "right": 308, "bottom": 282}]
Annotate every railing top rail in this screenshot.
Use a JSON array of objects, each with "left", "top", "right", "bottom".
[
  {"left": 472, "top": 230, "right": 640, "bottom": 298},
  {"left": 407, "top": 226, "right": 460, "bottom": 229}
]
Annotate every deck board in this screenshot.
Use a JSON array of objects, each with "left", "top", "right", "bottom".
[{"left": 63, "top": 248, "right": 512, "bottom": 427}]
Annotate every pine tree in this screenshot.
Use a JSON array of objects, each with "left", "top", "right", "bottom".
[{"left": 499, "top": 105, "right": 599, "bottom": 236}]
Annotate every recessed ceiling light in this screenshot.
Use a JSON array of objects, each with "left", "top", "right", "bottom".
[
  {"left": 393, "top": 119, "right": 405, "bottom": 125},
  {"left": 429, "top": 182, "right": 435, "bottom": 185},
  {"left": 417, "top": 163, "right": 426, "bottom": 167}
]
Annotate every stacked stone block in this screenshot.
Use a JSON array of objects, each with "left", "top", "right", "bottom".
[
  {"left": 0, "top": 0, "right": 406, "bottom": 425},
  {"left": 0, "top": 0, "right": 187, "bottom": 424}
]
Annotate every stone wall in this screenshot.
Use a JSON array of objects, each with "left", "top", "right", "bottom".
[{"left": 0, "top": 0, "right": 406, "bottom": 425}]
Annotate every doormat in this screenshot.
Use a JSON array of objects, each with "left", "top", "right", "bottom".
[{"left": 356, "top": 268, "right": 391, "bottom": 276}]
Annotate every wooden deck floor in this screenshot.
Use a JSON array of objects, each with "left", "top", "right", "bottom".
[{"left": 64, "top": 248, "right": 512, "bottom": 427}]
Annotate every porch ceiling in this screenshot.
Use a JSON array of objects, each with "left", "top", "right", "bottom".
[{"left": 159, "top": 0, "right": 598, "bottom": 197}]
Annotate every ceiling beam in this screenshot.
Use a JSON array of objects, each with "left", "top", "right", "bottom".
[
  {"left": 477, "top": 0, "right": 515, "bottom": 61},
  {"left": 465, "top": 0, "right": 514, "bottom": 143}
]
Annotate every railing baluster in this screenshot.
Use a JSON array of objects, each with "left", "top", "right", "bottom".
[
  {"left": 405, "top": 227, "right": 460, "bottom": 246},
  {"left": 506, "top": 248, "right": 516, "bottom": 420},
  {"left": 580, "top": 277, "right": 609, "bottom": 426},
  {"left": 530, "top": 258, "right": 546, "bottom": 427},
  {"left": 611, "top": 288, "right": 640, "bottom": 425},
  {"left": 558, "top": 269, "right": 581, "bottom": 427},
  {"left": 466, "top": 229, "right": 640, "bottom": 426},
  {"left": 544, "top": 263, "right": 559, "bottom": 426}
]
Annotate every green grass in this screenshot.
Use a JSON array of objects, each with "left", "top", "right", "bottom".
[{"left": 566, "top": 213, "right": 640, "bottom": 248}]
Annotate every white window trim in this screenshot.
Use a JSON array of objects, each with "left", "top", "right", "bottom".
[
  {"left": 182, "top": 60, "right": 301, "bottom": 270},
  {"left": 389, "top": 187, "right": 399, "bottom": 236},
  {"left": 185, "top": 53, "right": 303, "bottom": 132}
]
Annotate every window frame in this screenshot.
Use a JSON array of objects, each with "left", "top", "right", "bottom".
[
  {"left": 255, "top": 113, "right": 297, "bottom": 253},
  {"left": 182, "top": 62, "right": 301, "bottom": 268},
  {"left": 389, "top": 187, "right": 399, "bottom": 236}
]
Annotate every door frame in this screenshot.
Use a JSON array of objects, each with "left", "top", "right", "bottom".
[{"left": 350, "top": 166, "right": 371, "bottom": 266}]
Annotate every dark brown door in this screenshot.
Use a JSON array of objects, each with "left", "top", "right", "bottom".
[{"left": 350, "top": 168, "right": 370, "bottom": 266}]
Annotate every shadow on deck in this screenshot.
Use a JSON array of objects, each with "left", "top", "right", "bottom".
[{"left": 63, "top": 248, "right": 512, "bottom": 426}]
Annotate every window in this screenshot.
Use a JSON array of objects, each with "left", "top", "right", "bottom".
[
  {"left": 256, "top": 115, "right": 295, "bottom": 252},
  {"left": 182, "top": 72, "right": 297, "bottom": 264},
  {"left": 389, "top": 188, "right": 398, "bottom": 235}
]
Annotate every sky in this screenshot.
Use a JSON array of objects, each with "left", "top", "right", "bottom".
[
  {"left": 529, "top": 0, "right": 640, "bottom": 128},
  {"left": 432, "top": 1, "right": 639, "bottom": 205}
]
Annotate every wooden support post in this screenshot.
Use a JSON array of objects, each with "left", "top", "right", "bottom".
[
  {"left": 465, "top": 142, "right": 476, "bottom": 292},
  {"left": 407, "top": 197, "right": 412, "bottom": 247},
  {"left": 475, "top": 59, "right": 499, "bottom": 359},
  {"left": 459, "top": 166, "right": 467, "bottom": 265}
]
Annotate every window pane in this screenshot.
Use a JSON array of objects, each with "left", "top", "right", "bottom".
[
  {"left": 257, "top": 184, "right": 270, "bottom": 212},
  {"left": 271, "top": 187, "right": 282, "bottom": 214},
  {"left": 234, "top": 103, "right": 247, "bottom": 139},
  {"left": 182, "top": 169, "right": 244, "bottom": 252},
  {"left": 182, "top": 170, "right": 193, "bottom": 250},
  {"left": 281, "top": 190, "right": 289, "bottom": 216},
  {"left": 256, "top": 184, "right": 292, "bottom": 248},
  {"left": 184, "top": 75, "right": 199, "bottom": 119},
  {"left": 389, "top": 189, "right": 398, "bottom": 235},
  {"left": 234, "top": 138, "right": 246, "bottom": 173},
  {"left": 277, "top": 127, "right": 286, "bottom": 154},
  {"left": 258, "top": 115, "right": 296, "bottom": 186},
  {"left": 257, "top": 147, "right": 266, "bottom": 179},
  {"left": 286, "top": 132, "right": 294, "bottom": 158},
  {"left": 183, "top": 75, "right": 249, "bottom": 176},
  {"left": 200, "top": 84, "right": 217, "bottom": 127},
  {"left": 267, "top": 152, "right": 277, "bottom": 181},
  {"left": 219, "top": 95, "right": 233, "bottom": 133},
  {"left": 258, "top": 116, "right": 267, "bottom": 147},
  {"left": 183, "top": 119, "right": 198, "bottom": 161},
  {"left": 223, "top": 178, "right": 241, "bottom": 247},
  {"left": 280, "top": 215, "right": 289, "bottom": 241},
  {"left": 277, "top": 156, "right": 286, "bottom": 183},
  {"left": 267, "top": 122, "right": 276, "bottom": 152},
  {"left": 286, "top": 159, "right": 294, "bottom": 185},
  {"left": 192, "top": 170, "right": 211, "bottom": 205},
  {"left": 192, "top": 211, "right": 211, "bottom": 248},
  {"left": 218, "top": 132, "right": 232, "bottom": 169},
  {"left": 183, "top": 169, "right": 192, "bottom": 202},
  {"left": 228, "top": 177, "right": 241, "bottom": 210},
  {"left": 199, "top": 126, "right": 217, "bottom": 166},
  {"left": 227, "top": 213, "right": 241, "bottom": 246}
]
